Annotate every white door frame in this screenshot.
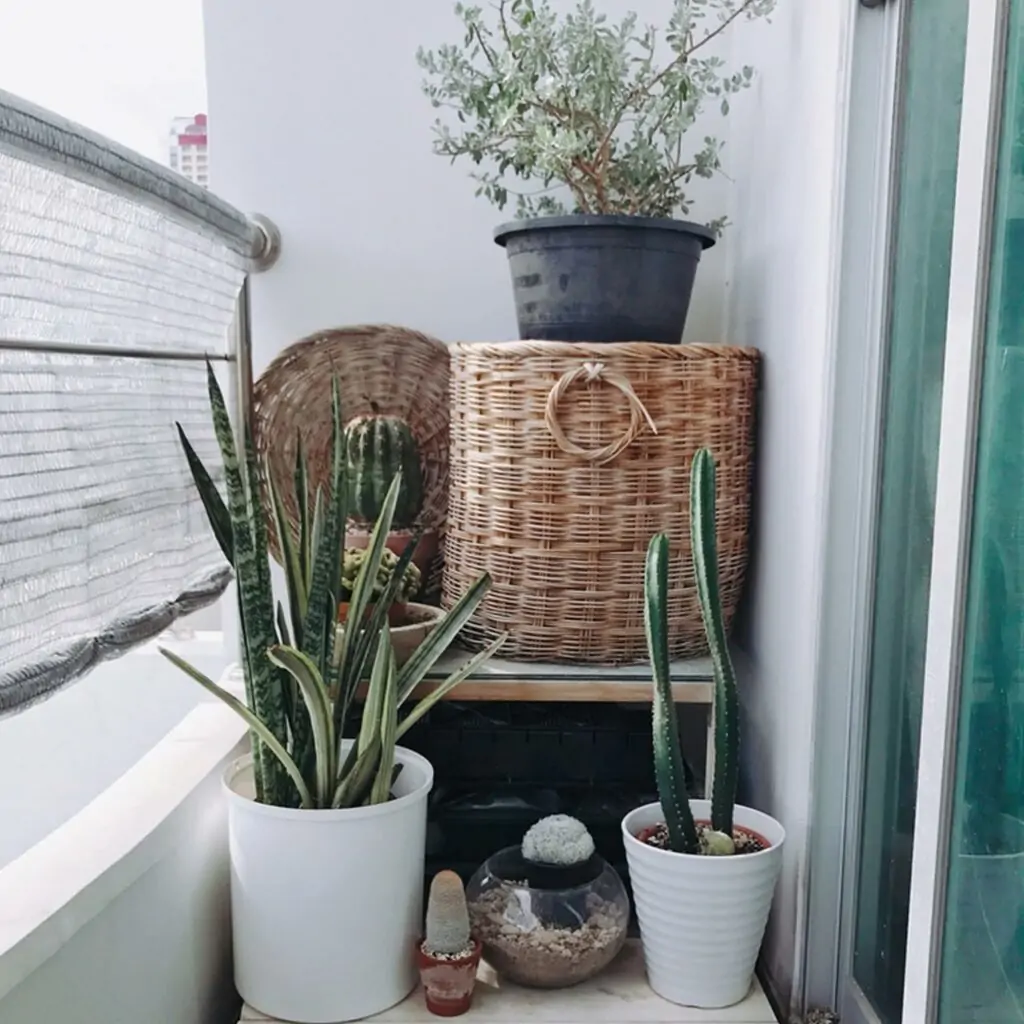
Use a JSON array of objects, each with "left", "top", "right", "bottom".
[
  {"left": 802, "top": 0, "right": 903, "bottom": 1017},
  {"left": 902, "top": 0, "right": 1010, "bottom": 1020}
]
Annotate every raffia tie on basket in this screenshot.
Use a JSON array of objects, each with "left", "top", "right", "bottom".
[{"left": 544, "top": 361, "right": 659, "bottom": 465}]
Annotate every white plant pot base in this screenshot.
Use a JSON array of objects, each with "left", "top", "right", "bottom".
[
  {"left": 225, "top": 745, "right": 434, "bottom": 1023},
  {"left": 622, "top": 800, "right": 784, "bottom": 1009}
]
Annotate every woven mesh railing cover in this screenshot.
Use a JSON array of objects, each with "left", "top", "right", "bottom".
[{"left": 0, "top": 92, "right": 258, "bottom": 714}]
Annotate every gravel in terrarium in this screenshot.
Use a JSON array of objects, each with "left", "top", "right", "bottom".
[
  {"left": 468, "top": 882, "right": 627, "bottom": 988},
  {"left": 466, "top": 816, "right": 629, "bottom": 988}
]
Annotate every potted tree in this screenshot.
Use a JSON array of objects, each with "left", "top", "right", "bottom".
[
  {"left": 621, "top": 448, "right": 784, "bottom": 1008},
  {"left": 418, "top": 0, "right": 774, "bottom": 343},
  {"left": 163, "top": 366, "right": 504, "bottom": 1023}
]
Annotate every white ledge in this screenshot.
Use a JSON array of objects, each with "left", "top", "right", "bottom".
[{"left": 0, "top": 698, "right": 247, "bottom": 1001}]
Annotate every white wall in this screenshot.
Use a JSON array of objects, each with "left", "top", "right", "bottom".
[
  {"left": 202, "top": 0, "right": 730, "bottom": 377},
  {"left": 723, "top": 1, "right": 854, "bottom": 1016},
  {"left": 0, "top": 703, "right": 247, "bottom": 1024},
  {"left": 204, "top": 0, "right": 856, "bottom": 1017},
  {"left": 0, "top": 625, "right": 228, "bottom": 871}
]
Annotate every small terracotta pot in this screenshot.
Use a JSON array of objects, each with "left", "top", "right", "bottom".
[
  {"left": 337, "top": 601, "right": 408, "bottom": 627},
  {"left": 416, "top": 938, "right": 482, "bottom": 1017}
]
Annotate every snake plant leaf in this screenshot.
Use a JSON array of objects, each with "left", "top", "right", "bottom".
[
  {"left": 691, "top": 447, "right": 739, "bottom": 837},
  {"left": 396, "top": 572, "right": 493, "bottom": 704},
  {"left": 396, "top": 633, "right": 507, "bottom": 738},
  {"left": 301, "top": 378, "right": 347, "bottom": 684},
  {"left": 175, "top": 422, "right": 233, "bottom": 565},
  {"left": 358, "top": 625, "right": 391, "bottom": 756},
  {"left": 204, "top": 362, "right": 283, "bottom": 802},
  {"left": 370, "top": 641, "right": 399, "bottom": 805},
  {"left": 645, "top": 532, "right": 700, "bottom": 854},
  {"left": 268, "top": 464, "right": 306, "bottom": 648},
  {"left": 294, "top": 430, "right": 311, "bottom": 592},
  {"left": 331, "top": 473, "right": 403, "bottom": 736},
  {"left": 332, "top": 735, "right": 382, "bottom": 809},
  {"left": 267, "top": 646, "right": 336, "bottom": 808},
  {"left": 158, "top": 646, "right": 312, "bottom": 809},
  {"left": 344, "top": 529, "right": 421, "bottom": 706}
]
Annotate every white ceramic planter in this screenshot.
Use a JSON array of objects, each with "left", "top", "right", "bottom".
[
  {"left": 622, "top": 799, "right": 784, "bottom": 1009},
  {"left": 224, "top": 744, "right": 434, "bottom": 1023}
]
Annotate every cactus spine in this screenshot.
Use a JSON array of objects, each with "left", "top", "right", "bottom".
[
  {"left": 424, "top": 870, "right": 472, "bottom": 956},
  {"left": 345, "top": 414, "right": 423, "bottom": 529},
  {"left": 645, "top": 532, "right": 700, "bottom": 854},
  {"left": 643, "top": 447, "right": 739, "bottom": 854},
  {"left": 690, "top": 447, "right": 739, "bottom": 838}
]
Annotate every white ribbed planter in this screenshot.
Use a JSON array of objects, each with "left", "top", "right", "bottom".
[
  {"left": 224, "top": 745, "right": 434, "bottom": 1023},
  {"left": 622, "top": 800, "right": 784, "bottom": 1008}
]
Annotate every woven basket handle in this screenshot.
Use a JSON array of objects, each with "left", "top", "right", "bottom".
[{"left": 544, "top": 361, "right": 659, "bottom": 466}]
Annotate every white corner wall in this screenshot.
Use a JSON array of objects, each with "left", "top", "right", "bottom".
[
  {"left": 723, "top": 1, "right": 855, "bottom": 1016},
  {"left": 205, "top": 1, "right": 857, "bottom": 1017},
  {"left": 202, "top": 0, "right": 729, "bottom": 376},
  {"left": 0, "top": 703, "right": 247, "bottom": 1024}
]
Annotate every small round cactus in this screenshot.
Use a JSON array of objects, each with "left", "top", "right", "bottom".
[
  {"left": 340, "top": 546, "right": 421, "bottom": 603},
  {"left": 701, "top": 829, "right": 736, "bottom": 856},
  {"left": 424, "top": 870, "right": 472, "bottom": 956},
  {"left": 522, "top": 814, "right": 595, "bottom": 867}
]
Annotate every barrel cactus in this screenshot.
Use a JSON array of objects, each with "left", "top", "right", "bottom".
[
  {"left": 645, "top": 446, "right": 739, "bottom": 855},
  {"left": 424, "top": 870, "right": 472, "bottom": 956},
  {"left": 345, "top": 414, "right": 424, "bottom": 529}
]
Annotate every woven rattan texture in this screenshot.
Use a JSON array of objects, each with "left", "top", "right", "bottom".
[
  {"left": 252, "top": 325, "right": 450, "bottom": 560},
  {"left": 443, "top": 341, "right": 758, "bottom": 664}
]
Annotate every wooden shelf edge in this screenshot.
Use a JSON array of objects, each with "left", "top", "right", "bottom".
[{"left": 404, "top": 677, "right": 711, "bottom": 703}]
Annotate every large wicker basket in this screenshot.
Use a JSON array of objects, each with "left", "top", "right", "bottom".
[{"left": 442, "top": 341, "right": 758, "bottom": 664}]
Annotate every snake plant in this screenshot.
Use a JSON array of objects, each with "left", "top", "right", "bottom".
[
  {"left": 161, "top": 364, "right": 503, "bottom": 809},
  {"left": 645, "top": 447, "right": 739, "bottom": 854}
]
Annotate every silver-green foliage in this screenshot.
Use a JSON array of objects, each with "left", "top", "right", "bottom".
[
  {"left": 417, "top": 0, "right": 774, "bottom": 225},
  {"left": 645, "top": 447, "right": 739, "bottom": 854},
  {"left": 162, "top": 365, "right": 504, "bottom": 809}
]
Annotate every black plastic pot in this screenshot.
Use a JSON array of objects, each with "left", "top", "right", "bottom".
[{"left": 494, "top": 214, "right": 716, "bottom": 344}]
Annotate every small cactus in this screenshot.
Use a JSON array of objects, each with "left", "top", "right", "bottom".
[
  {"left": 424, "top": 870, "right": 472, "bottom": 956},
  {"left": 340, "top": 546, "right": 421, "bottom": 603},
  {"left": 522, "top": 815, "right": 595, "bottom": 866}
]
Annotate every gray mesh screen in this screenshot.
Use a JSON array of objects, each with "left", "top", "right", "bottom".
[{"left": 0, "top": 94, "right": 255, "bottom": 714}]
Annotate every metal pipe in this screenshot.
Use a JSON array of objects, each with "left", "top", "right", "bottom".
[
  {"left": 0, "top": 337, "right": 234, "bottom": 361},
  {"left": 233, "top": 278, "right": 255, "bottom": 436}
]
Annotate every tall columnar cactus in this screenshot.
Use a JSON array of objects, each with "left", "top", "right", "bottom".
[
  {"left": 644, "top": 446, "right": 739, "bottom": 854},
  {"left": 424, "top": 870, "right": 472, "bottom": 956},
  {"left": 690, "top": 447, "right": 739, "bottom": 838},
  {"left": 345, "top": 414, "right": 424, "bottom": 530}
]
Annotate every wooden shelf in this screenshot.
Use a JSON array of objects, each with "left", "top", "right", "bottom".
[
  {"left": 413, "top": 648, "right": 713, "bottom": 703},
  {"left": 240, "top": 941, "right": 776, "bottom": 1023}
]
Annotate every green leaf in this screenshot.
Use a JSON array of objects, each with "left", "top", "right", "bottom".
[
  {"left": 175, "top": 423, "right": 233, "bottom": 565},
  {"left": 268, "top": 465, "right": 306, "bottom": 649},
  {"left": 332, "top": 735, "right": 382, "bottom": 809},
  {"left": 396, "top": 634, "right": 506, "bottom": 738},
  {"left": 267, "top": 646, "right": 336, "bottom": 808},
  {"left": 158, "top": 646, "right": 312, "bottom": 809},
  {"left": 396, "top": 572, "right": 493, "bottom": 704},
  {"left": 369, "top": 644, "right": 398, "bottom": 805}
]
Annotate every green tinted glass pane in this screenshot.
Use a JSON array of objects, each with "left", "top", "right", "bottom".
[
  {"left": 852, "top": 2, "right": 969, "bottom": 1020},
  {"left": 939, "top": 6, "right": 1024, "bottom": 1021}
]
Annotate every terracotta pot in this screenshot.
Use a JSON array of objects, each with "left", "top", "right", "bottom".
[
  {"left": 416, "top": 938, "right": 482, "bottom": 1017},
  {"left": 337, "top": 602, "right": 408, "bottom": 627},
  {"left": 346, "top": 526, "right": 439, "bottom": 577},
  {"left": 335, "top": 602, "right": 446, "bottom": 668}
]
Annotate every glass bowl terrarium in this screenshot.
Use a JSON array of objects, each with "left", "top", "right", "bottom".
[{"left": 466, "top": 815, "right": 629, "bottom": 988}]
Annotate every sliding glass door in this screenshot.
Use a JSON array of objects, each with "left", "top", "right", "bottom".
[{"left": 905, "top": 2, "right": 1024, "bottom": 1021}]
